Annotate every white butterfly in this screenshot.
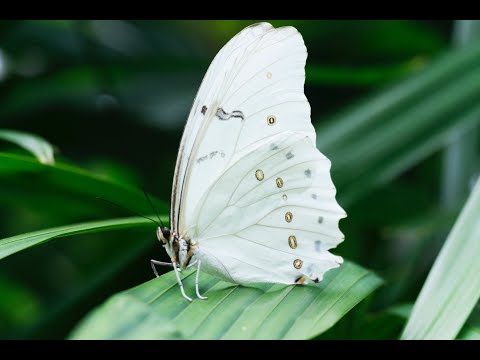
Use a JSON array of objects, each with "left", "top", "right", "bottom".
[{"left": 150, "top": 22, "right": 346, "bottom": 302}]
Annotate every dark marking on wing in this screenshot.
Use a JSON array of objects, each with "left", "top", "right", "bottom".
[
  {"left": 318, "top": 216, "right": 323, "bottom": 224},
  {"left": 270, "top": 143, "right": 279, "bottom": 151},
  {"left": 197, "top": 155, "right": 208, "bottom": 164},
  {"left": 286, "top": 151, "right": 294, "bottom": 160},
  {"left": 201, "top": 105, "right": 207, "bottom": 115},
  {"left": 216, "top": 107, "right": 245, "bottom": 121},
  {"left": 314, "top": 240, "right": 321, "bottom": 252},
  {"left": 311, "top": 193, "right": 317, "bottom": 200},
  {"left": 196, "top": 150, "right": 226, "bottom": 164},
  {"left": 295, "top": 276, "right": 306, "bottom": 285},
  {"left": 304, "top": 169, "right": 311, "bottom": 178}
]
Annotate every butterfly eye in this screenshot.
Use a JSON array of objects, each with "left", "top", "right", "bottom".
[
  {"left": 267, "top": 115, "right": 276, "bottom": 126},
  {"left": 162, "top": 228, "right": 171, "bottom": 239}
]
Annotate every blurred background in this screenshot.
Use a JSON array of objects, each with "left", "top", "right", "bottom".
[{"left": 0, "top": 20, "right": 478, "bottom": 339}]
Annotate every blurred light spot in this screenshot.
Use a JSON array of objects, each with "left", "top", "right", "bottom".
[
  {"left": 408, "top": 56, "right": 427, "bottom": 71},
  {"left": 95, "top": 94, "right": 119, "bottom": 111},
  {"left": 142, "top": 96, "right": 193, "bottom": 130},
  {"left": 90, "top": 20, "right": 147, "bottom": 56},
  {"left": 0, "top": 48, "right": 7, "bottom": 81},
  {"left": 15, "top": 47, "right": 47, "bottom": 77}
]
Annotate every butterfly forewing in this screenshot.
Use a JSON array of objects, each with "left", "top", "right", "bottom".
[{"left": 171, "top": 23, "right": 314, "bottom": 233}]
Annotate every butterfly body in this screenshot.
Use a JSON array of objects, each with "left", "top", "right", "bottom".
[{"left": 151, "top": 22, "right": 346, "bottom": 302}]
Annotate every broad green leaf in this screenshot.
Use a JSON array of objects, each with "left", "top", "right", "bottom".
[
  {"left": 401, "top": 178, "right": 480, "bottom": 339},
  {"left": 0, "top": 129, "right": 55, "bottom": 165},
  {"left": 69, "top": 261, "right": 382, "bottom": 340},
  {"left": 0, "top": 216, "right": 159, "bottom": 260},
  {"left": 67, "top": 295, "right": 183, "bottom": 340}
]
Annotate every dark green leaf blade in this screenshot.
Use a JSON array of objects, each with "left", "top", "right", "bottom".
[{"left": 0, "top": 216, "right": 159, "bottom": 260}]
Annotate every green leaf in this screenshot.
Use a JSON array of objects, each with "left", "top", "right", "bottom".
[
  {"left": 0, "top": 129, "right": 55, "bottom": 165},
  {"left": 0, "top": 152, "right": 165, "bottom": 216},
  {"left": 0, "top": 216, "right": 159, "bottom": 261},
  {"left": 388, "top": 303, "right": 480, "bottom": 340},
  {"left": 401, "top": 178, "right": 480, "bottom": 339},
  {"left": 69, "top": 261, "right": 382, "bottom": 340},
  {"left": 316, "top": 39, "right": 480, "bottom": 206}
]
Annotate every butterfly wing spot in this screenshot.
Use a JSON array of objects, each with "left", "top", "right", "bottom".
[
  {"left": 270, "top": 143, "right": 279, "bottom": 151},
  {"left": 267, "top": 115, "right": 276, "bottom": 126},
  {"left": 267, "top": 72, "right": 272, "bottom": 79},
  {"left": 288, "top": 235, "right": 297, "bottom": 249},
  {"left": 216, "top": 107, "right": 245, "bottom": 121},
  {"left": 293, "top": 259, "right": 303, "bottom": 269},
  {"left": 276, "top": 177, "right": 284, "bottom": 188},
  {"left": 201, "top": 105, "right": 207, "bottom": 115},
  {"left": 314, "top": 240, "right": 321, "bottom": 252},
  {"left": 286, "top": 151, "right": 294, "bottom": 160},
  {"left": 282, "top": 194, "right": 288, "bottom": 201},
  {"left": 255, "top": 169, "right": 265, "bottom": 181},
  {"left": 285, "top": 211, "right": 293, "bottom": 223},
  {"left": 311, "top": 193, "right": 317, "bottom": 200},
  {"left": 304, "top": 169, "right": 311, "bottom": 178},
  {"left": 318, "top": 216, "right": 323, "bottom": 224}
]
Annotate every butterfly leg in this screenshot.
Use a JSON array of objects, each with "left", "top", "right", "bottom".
[
  {"left": 186, "top": 260, "right": 197, "bottom": 268},
  {"left": 173, "top": 261, "right": 193, "bottom": 303},
  {"left": 150, "top": 259, "right": 174, "bottom": 277},
  {"left": 195, "top": 260, "right": 208, "bottom": 300}
]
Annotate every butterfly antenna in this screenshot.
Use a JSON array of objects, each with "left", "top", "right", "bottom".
[
  {"left": 96, "top": 196, "right": 161, "bottom": 227},
  {"left": 142, "top": 188, "right": 165, "bottom": 228}
]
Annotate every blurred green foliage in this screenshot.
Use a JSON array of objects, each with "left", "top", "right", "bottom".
[{"left": 1, "top": 20, "right": 479, "bottom": 339}]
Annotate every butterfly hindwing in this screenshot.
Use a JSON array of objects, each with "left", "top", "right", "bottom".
[{"left": 191, "top": 132, "right": 345, "bottom": 285}]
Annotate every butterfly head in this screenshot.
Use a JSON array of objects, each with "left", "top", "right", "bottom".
[
  {"left": 156, "top": 226, "right": 178, "bottom": 260},
  {"left": 156, "top": 226, "right": 173, "bottom": 244}
]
